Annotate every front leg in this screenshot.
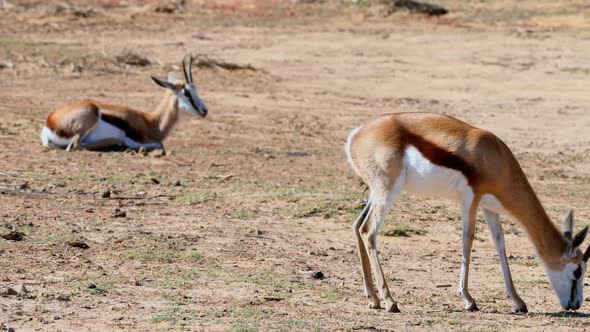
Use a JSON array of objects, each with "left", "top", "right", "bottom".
[
  {"left": 459, "top": 194, "right": 481, "bottom": 311},
  {"left": 122, "top": 136, "right": 163, "bottom": 151},
  {"left": 483, "top": 209, "right": 527, "bottom": 313}
]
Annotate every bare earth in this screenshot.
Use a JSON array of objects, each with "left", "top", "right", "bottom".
[{"left": 2, "top": 0, "right": 590, "bottom": 331}]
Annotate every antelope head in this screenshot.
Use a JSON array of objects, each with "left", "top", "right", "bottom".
[
  {"left": 545, "top": 210, "right": 590, "bottom": 310},
  {"left": 151, "top": 54, "right": 208, "bottom": 117}
]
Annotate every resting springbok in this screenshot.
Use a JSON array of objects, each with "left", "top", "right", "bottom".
[
  {"left": 346, "top": 112, "right": 590, "bottom": 313},
  {"left": 40, "top": 55, "right": 207, "bottom": 151}
]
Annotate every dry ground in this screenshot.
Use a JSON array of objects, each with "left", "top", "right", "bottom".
[{"left": 2, "top": 0, "right": 590, "bottom": 331}]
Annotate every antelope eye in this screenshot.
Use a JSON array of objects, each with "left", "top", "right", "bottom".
[{"left": 183, "top": 89, "right": 191, "bottom": 97}]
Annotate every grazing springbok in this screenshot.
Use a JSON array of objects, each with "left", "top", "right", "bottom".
[
  {"left": 346, "top": 112, "right": 590, "bottom": 313},
  {"left": 40, "top": 54, "right": 207, "bottom": 151}
]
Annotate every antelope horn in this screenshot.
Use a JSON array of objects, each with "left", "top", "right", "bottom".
[{"left": 182, "top": 54, "right": 193, "bottom": 84}]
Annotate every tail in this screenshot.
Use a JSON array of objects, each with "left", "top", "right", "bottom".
[
  {"left": 40, "top": 126, "right": 71, "bottom": 149},
  {"left": 345, "top": 126, "right": 362, "bottom": 177},
  {"left": 345, "top": 125, "right": 369, "bottom": 194}
]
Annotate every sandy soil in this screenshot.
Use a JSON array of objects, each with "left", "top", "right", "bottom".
[{"left": 2, "top": 0, "right": 590, "bottom": 331}]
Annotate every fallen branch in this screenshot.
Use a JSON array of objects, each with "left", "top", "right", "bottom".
[
  {"left": 389, "top": 0, "right": 448, "bottom": 16},
  {"left": 244, "top": 234, "right": 275, "bottom": 241},
  {"left": 194, "top": 54, "right": 264, "bottom": 72},
  {"left": 263, "top": 296, "right": 284, "bottom": 302},
  {"left": 108, "top": 194, "right": 174, "bottom": 200}
]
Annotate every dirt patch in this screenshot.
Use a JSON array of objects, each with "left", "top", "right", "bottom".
[{"left": 2, "top": 1, "right": 590, "bottom": 331}]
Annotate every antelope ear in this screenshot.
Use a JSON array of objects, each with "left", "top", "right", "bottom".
[
  {"left": 572, "top": 225, "right": 589, "bottom": 251},
  {"left": 182, "top": 54, "right": 193, "bottom": 84},
  {"left": 584, "top": 244, "right": 590, "bottom": 262},
  {"left": 563, "top": 210, "right": 574, "bottom": 240},
  {"left": 151, "top": 76, "right": 176, "bottom": 90}
]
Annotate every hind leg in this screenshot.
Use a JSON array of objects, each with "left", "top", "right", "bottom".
[
  {"left": 65, "top": 133, "right": 81, "bottom": 151},
  {"left": 353, "top": 199, "right": 381, "bottom": 308},
  {"left": 359, "top": 174, "right": 404, "bottom": 312},
  {"left": 43, "top": 104, "right": 99, "bottom": 149}
]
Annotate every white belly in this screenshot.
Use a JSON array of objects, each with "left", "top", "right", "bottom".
[
  {"left": 401, "top": 145, "right": 504, "bottom": 213},
  {"left": 402, "top": 145, "right": 469, "bottom": 201}
]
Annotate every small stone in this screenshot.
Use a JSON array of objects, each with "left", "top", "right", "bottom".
[
  {"left": 53, "top": 314, "right": 62, "bottom": 320},
  {"left": 5, "top": 287, "right": 18, "bottom": 296},
  {"left": 310, "top": 271, "right": 324, "bottom": 280},
  {"left": 67, "top": 240, "right": 90, "bottom": 249},
  {"left": 56, "top": 294, "right": 71, "bottom": 302},
  {"left": 87, "top": 283, "right": 96, "bottom": 289},
  {"left": 16, "top": 182, "right": 29, "bottom": 190},
  {"left": 101, "top": 190, "right": 111, "bottom": 198},
  {"left": 113, "top": 208, "right": 126, "bottom": 218},
  {"left": 1, "top": 231, "right": 25, "bottom": 241},
  {"left": 150, "top": 178, "right": 160, "bottom": 185},
  {"left": 115, "top": 51, "right": 151, "bottom": 67},
  {"left": 172, "top": 180, "right": 182, "bottom": 187}
]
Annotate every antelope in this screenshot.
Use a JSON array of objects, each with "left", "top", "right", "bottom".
[
  {"left": 345, "top": 112, "right": 590, "bottom": 313},
  {"left": 40, "top": 55, "right": 207, "bottom": 151}
]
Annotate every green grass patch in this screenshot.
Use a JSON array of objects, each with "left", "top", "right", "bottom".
[
  {"left": 152, "top": 268, "right": 199, "bottom": 290},
  {"left": 126, "top": 247, "right": 205, "bottom": 264},
  {"left": 229, "top": 323, "right": 258, "bottom": 332},
  {"left": 177, "top": 191, "right": 215, "bottom": 205},
  {"left": 150, "top": 306, "right": 196, "bottom": 328},
  {"left": 127, "top": 247, "right": 177, "bottom": 263},
  {"left": 67, "top": 275, "right": 119, "bottom": 296},
  {"left": 0, "top": 37, "right": 81, "bottom": 61},
  {"left": 232, "top": 208, "right": 256, "bottom": 220},
  {"left": 319, "top": 285, "right": 344, "bottom": 304}
]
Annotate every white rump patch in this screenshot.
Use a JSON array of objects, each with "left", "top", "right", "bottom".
[
  {"left": 345, "top": 126, "right": 362, "bottom": 177},
  {"left": 40, "top": 126, "right": 72, "bottom": 148}
]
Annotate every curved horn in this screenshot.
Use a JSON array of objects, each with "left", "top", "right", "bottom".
[{"left": 182, "top": 54, "right": 193, "bottom": 84}]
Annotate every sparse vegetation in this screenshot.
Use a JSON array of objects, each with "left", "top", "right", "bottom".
[
  {"left": 1, "top": 1, "right": 589, "bottom": 331},
  {"left": 177, "top": 191, "right": 215, "bottom": 205}
]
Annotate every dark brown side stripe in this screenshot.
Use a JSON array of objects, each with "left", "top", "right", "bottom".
[
  {"left": 401, "top": 127, "right": 478, "bottom": 186},
  {"left": 101, "top": 113, "right": 143, "bottom": 142}
]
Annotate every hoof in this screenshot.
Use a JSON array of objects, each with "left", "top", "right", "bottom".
[
  {"left": 514, "top": 305, "right": 528, "bottom": 314},
  {"left": 465, "top": 303, "right": 479, "bottom": 312},
  {"left": 368, "top": 300, "right": 381, "bottom": 310},
  {"left": 385, "top": 301, "right": 401, "bottom": 313}
]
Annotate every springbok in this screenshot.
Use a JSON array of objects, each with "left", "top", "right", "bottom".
[
  {"left": 40, "top": 54, "right": 207, "bottom": 151},
  {"left": 346, "top": 112, "right": 590, "bottom": 313}
]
